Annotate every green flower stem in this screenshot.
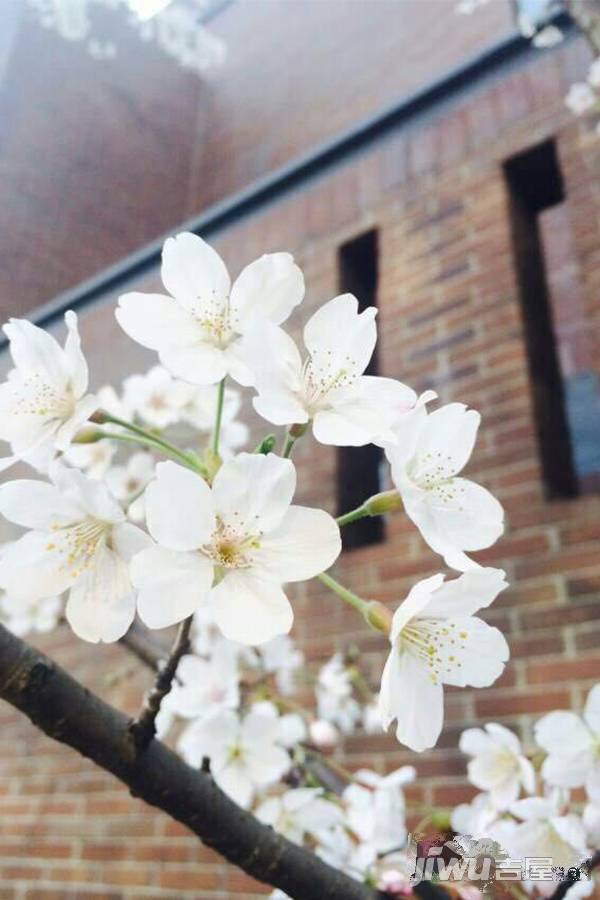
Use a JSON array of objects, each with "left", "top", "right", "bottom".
[
  {"left": 336, "top": 504, "right": 369, "bottom": 527},
  {"left": 211, "top": 378, "right": 226, "bottom": 456},
  {"left": 282, "top": 432, "right": 296, "bottom": 458},
  {"left": 317, "top": 572, "right": 370, "bottom": 618},
  {"left": 336, "top": 489, "right": 402, "bottom": 527},
  {"left": 94, "top": 427, "right": 202, "bottom": 473}
]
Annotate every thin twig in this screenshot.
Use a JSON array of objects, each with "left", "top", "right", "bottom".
[
  {"left": 120, "top": 622, "right": 168, "bottom": 672},
  {"left": 129, "top": 616, "right": 193, "bottom": 750}
]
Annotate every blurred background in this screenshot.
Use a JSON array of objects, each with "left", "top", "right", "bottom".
[{"left": 0, "top": 0, "right": 599, "bottom": 897}]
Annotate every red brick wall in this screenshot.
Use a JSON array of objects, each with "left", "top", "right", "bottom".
[{"left": 1, "top": 31, "right": 599, "bottom": 900}]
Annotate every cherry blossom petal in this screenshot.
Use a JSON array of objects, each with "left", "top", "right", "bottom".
[
  {"left": 413, "top": 403, "right": 481, "bottom": 480},
  {"left": 423, "top": 568, "right": 508, "bottom": 618},
  {"left": 51, "top": 464, "right": 124, "bottom": 523},
  {"left": 110, "top": 522, "right": 152, "bottom": 562},
  {"left": 63, "top": 310, "right": 89, "bottom": 396},
  {"left": 158, "top": 342, "right": 229, "bottom": 385},
  {"left": 65, "top": 545, "right": 136, "bottom": 643},
  {"left": 312, "top": 399, "right": 392, "bottom": 447},
  {"left": 0, "top": 531, "right": 75, "bottom": 598},
  {"left": 0, "top": 479, "right": 82, "bottom": 529},
  {"left": 212, "top": 452, "right": 295, "bottom": 533},
  {"left": 215, "top": 760, "right": 255, "bottom": 808},
  {"left": 54, "top": 394, "right": 99, "bottom": 451},
  {"left": 256, "top": 505, "right": 341, "bottom": 582},
  {"left": 211, "top": 570, "right": 293, "bottom": 645},
  {"left": 241, "top": 319, "right": 304, "bottom": 394},
  {"left": 132, "top": 545, "right": 214, "bottom": 629},
  {"left": 145, "top": 461, "right": 215, "bottom": 551},
  {"left": 379, "top": 648, "right": 444, "bottom": 752},
  {"left": 304, "top": 294, "right": 377, "bottom": 375},
  {"left": 253, "top": 392, "right": 310, "bottom": 426},
  {"left": 230, "top": 252, "right": 304, "bottom": 329},
  {"left": 116, "top": 293, "right": 197, "bottom": 350},
  {"left": 535, "top": 712, "right": 593, "bottom": 755},
  {"left": 3, "top": 318, "right": 68, "bottom": 389},
  {"left": 245, "top": 743, "right": 291, "bottom": 788},
  {"left": 436, "top": 616, "right": 509, "bottom": 688},
  {"left": 161, "top": 232, "right": 230, "bottom": 310},
  {"left": 584, "top": 684, "right": 600, "bottom": 734}
]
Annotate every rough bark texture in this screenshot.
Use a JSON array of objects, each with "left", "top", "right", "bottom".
[{"left": 0, "top": 623, "right": 379, "bottom": 900}]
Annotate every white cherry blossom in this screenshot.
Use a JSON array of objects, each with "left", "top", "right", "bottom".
[
  {"left": 378, "top": 568, "right": 509, "bottom": 751},
  {"left": 566, "top": 83, "right": 597, "bottom": 116},
  {"left": 122, "top": 365, "right": 189, "bottom": 428},
  {"left": 105, "top": 452, "right": 155, "bottom": 524},
  {"left": 0, "top": 312, "right": 98, "bottom": 473},
  {"left": 459, "top": 722, "right": 535, "bottom": 809},
  {"left": 0, "top": 464, "right": 150, "bottom": 643},
  {"left": 161, "top": 640, "right": 240, "bottom": 722},
  {"left": 256, "top": 788, "right": 343, "bottom": 844},
  {"left": 535, "top": 684, "right": 600, "bottom": 797},
  {"left": 0, "top": 589, "right": 62, "bottom": 637},
  {"left": 450, "top": 792, "right": 502, "bottom": 839},
  {"left": 507, "top": 797, "right": 589, "bottom": 896},
  {"left": 343, "top": 766, "right": 415, "bottom": 855},
  {"left": 176, "top": 382, "right": 248, "bottom": 453},
  {"left": 242, "top": 294, "right": 419, "bottom": 446},
  {"left": 259, "top": 634, "right": 304, "bottom": 695},
  {"left": 63, "top": 440, "right": 116, "bottom": 479},
  {"left": 386, "top": 402, "right": 504, "bottom": 571},
  {"left": 131, "top": 452, "right": 341, "bottom": 644},
  {"left": 116, "top": 232, "right": 304, "bottom": 386},
  {"left": 315, "top": 653, "right": 361, "bottom": 733},
  {"left": 177, "top": 707, "right": 291, "bottom": 808}
]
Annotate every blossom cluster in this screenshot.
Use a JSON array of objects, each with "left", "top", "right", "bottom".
[
  {"left": 565, "top": 59, "right": 600, "bottom": 134},
  {"left": 0, "top": 231, "right": 589, "bottom": 896}
]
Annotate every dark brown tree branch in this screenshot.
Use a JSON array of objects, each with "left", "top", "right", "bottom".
[
  {"left": 129, "top": 614, "right": 193, "bottom": 748},
  {"left": 0, "top": 622, "right": 381, "bottom": 900}
]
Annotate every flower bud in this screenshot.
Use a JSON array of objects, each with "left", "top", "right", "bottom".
[
  {"left": 364, "top": 489, "right": 402, "bottom": 516},
  {"left": 365, "top": 600, "right": 393, "bottom": 635},
  {"left": 309, "top": 719, "right": 339, "bottom": 750},
  {"left": 254, "top": 434, "right": 276, "bottom": 455},
  {"left": 289, "top": 422, "right": 309, "bottom": 439}
]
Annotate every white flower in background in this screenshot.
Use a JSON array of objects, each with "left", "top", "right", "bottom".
[
  {"left": 259, "top": 634, "right": 304, "bottom": 695},
  {"left": 343, "top": 766, "right": 415, "bottom": 855},
  {"left": 507, "top": 798, "right": 589, "bottom": 896},
  {"left": 116, "top": 232, "right": 304, "bottom": 386},
  {"left": 535, "top": 684, "right": 600, "bottom": 797},
  {"left": 0, "top": 312, "right": 98, "bottom": 473},
  {"left": 105, "top": 452, "right": 156, "bottom": 524},
  {"left": 315, "top": 653, "right": 361, "bottom": 734},
  {"left": 96, "top": 384, "right": 134, "bottom": 425},
  {"left": 131, "top": 453, "right": 341, "bottom": 644},
  {"left": 248, "top": 699, "right": 307, "bottom": 748},
  {"left": 588, "top": 58, "right": 600, "bottom": 89},
  {"left": 0, "top": 464, "right": 151, "bottom": 643},
  {"left": 63, "top": 440, "right": 116, "bottom": 479},
  {"left": 162, "top": 640, "right": 240, "bottom": 722},
  {"left": 242, "top": 294, "right": 419, "bottom": 446},
  {"left": 459, "top": 723, "right": 535, "bottom": 809},
  {"left": 308, "top": 718, "right": 339, "bottom": 750},
  {"left": 386, "top": 403, "right": 504, "bottom": 571},
  {"left": 177, "top": 383, "right": 249, "bottom": 454},
  {"left": 122, "top": 365, "right": 188, "bottom": 428},
  {"left": 316, "top": 824, "right": 376, "bottom": 878},
  {"left": 177, "top": 707, "right": 291, "bottom": 808},
  {"left": 256, "top": 788, "right": 342, "bottom": 844},
  {"left": 563, "top": 882, "right": 595, "bottom": 900},
  {"left": 0, "top": 590, "right": 62, "bottom": 637},
  {"left": 378, "top": 568, "right": 509, "bottom": 752},
  {"left": 451, "top": 792, "right": 502, "bottom": 839},
  {"left": 583, "top": 797, "right": 600, "bottom": 847},
  {"left": 566, "top": 83, "right": 597, "bottom": 117}
]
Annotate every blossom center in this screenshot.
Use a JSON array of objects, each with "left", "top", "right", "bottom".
[
  {"left": 47, "top": 518, "right": 111, "bottom": 579},
  {"left": 16, "top": 373, "right": 76, "bottom": 422},
  {"left": 301, "top": 349, "right": 360, "bottom": 415},
  {"left": 399, "top": 619, "right": 468, "bottom": 685},
  {"left": 202, "top": 520, "right": 260, "bottom": 570},
  {"left": 191, "top": 293, "right": 238, "bottom": 348}
]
